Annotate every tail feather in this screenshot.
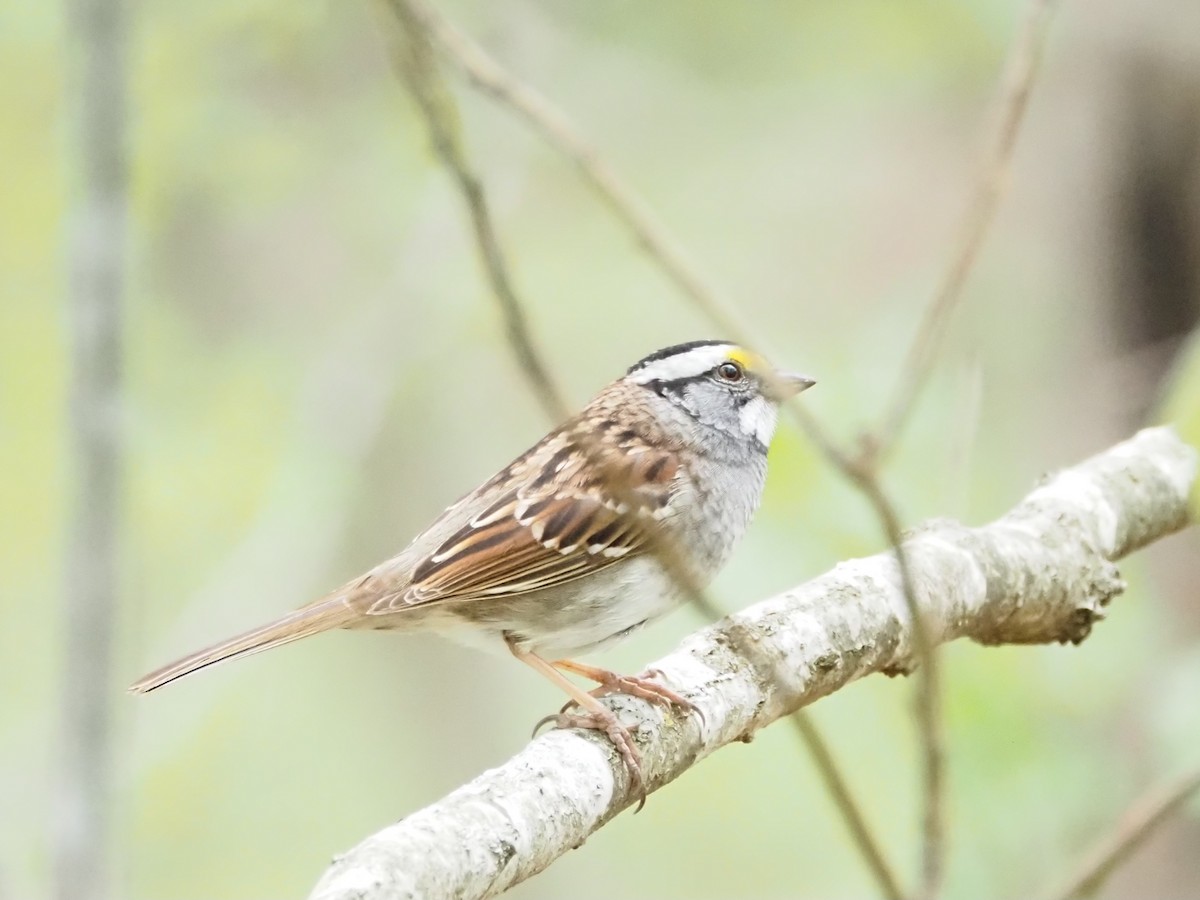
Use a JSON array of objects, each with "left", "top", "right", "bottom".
[{"left": 128, "top": 598, "right": 352, "bottom": 694}]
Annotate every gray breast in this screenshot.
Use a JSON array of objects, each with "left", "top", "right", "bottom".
[{"left": 675, "top": 447, "right": 769, "bottom": 582}]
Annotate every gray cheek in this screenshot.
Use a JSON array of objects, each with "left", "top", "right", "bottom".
[{"left": 681, "top": 383, "right": 741, "bottom": 436}]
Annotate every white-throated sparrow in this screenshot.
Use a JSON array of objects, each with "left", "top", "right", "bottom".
[{"left": 131, "top": 340, "right": 814, "bottom": 796}]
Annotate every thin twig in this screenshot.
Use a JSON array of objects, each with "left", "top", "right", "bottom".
[
  {"left": 55, "top": 0, "right": 128, "bottom": 896},
  {"left": 402, "top": 0, "right": 748, "bottom": 341},
  {"left": 850, "top": 470, "right": 944, "bottom": 900},
  {"left": 791, "top": 712, "right": 906, "bottom": 900},
  {"left": 870, "top": 0, "right": 1058, "bottom": 461},
  {"left": 381, "top": 0, "right": 569, "bottom": 422},
  {"left": 1037, "top": 767, "right": 1200, "bottom": 900}
]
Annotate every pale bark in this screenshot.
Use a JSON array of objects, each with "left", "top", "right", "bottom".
[{"left": 310, "top": 426, "right": 1196, "bottom": 900}]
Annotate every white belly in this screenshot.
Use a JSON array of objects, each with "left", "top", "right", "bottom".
[{"left": 428, "top": 555, "right": 685, "bottom": 659}]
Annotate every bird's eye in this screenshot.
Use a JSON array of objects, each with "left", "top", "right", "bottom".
[{"left": 716, "top": 361, "right": 744, "bottom": 382}]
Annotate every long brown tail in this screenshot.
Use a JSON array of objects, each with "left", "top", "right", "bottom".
[{"left": 128, "top": 597, "right": 354, "bottom": 694}]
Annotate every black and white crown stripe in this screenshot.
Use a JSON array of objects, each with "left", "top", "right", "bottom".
[{"left": 626, "top": 341, "right": 738, "bottom": 385}]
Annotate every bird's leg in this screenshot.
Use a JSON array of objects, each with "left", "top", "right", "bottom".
[
  {"left": 506, "top": 637, "right": 647, "bottom": 807},
  {"left": 552, "top": 659, "right": 698, "bottom": 717}
]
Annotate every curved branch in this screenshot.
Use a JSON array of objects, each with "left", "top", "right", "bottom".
[
  {"left": 789, "top": 712, "right": 906, "bottom": 900},
  {"left": 382, "top": 0, "right": 569, "bottom": 422},
  {"left": 309, "top": 427, "right": 1196, "bottom": 900},
  {"left": 873, "top": 0, "right": 1058, "bottom": 461},
  {"left": 400, "top": 0, "right": 748, "bottom": 342},
  {"left": 1037, "top": 767, "right": 1200, "bottom": 900}
]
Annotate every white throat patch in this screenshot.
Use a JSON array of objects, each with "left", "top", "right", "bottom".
[
  {"left": 739, "top": 395, "right": 778, "bottom": 446},
  {"left": 628, "top": 344, "right": 736, "bottom": 384}
]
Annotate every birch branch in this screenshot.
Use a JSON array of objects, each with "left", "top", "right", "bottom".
[{"left": 311, "top": 427, "right": 1196, "bottom": 900}]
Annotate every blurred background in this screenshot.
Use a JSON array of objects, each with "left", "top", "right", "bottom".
[{"left": 4, "top": 0, "right": 1200, "bottom": 898}]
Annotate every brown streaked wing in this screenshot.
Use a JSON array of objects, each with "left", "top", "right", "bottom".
[{"left": 364, "top": 440, "right": 678, "bottom": 615}]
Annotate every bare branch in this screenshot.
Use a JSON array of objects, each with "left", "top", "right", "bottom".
[
  {"left": 872, "top": 0, "right": 1058, "bottom": 460},
  {"left": 401, "top": 0, "right": 749, "bottom": 341},
  {"left": 54, "top": 0, "right": 128, "bottom": 896},
  {"left": 310, "top": 427, "right": 1196, "bottom": 900},
  {"left": 790, "top": 712, "right": 906, "bottom": 900},
  {"left": 380, "top": 0, "right": 569, "bottom": 421},
  {"left": 1037, "top": 767, "right": 1200, "bottom": 900},
  {"left": 849, "top": 471, "right": 945, "bottom": 899}
]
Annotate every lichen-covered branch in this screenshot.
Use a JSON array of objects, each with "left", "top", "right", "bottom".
[{"left": 310, "top": 427, "right": 1196, "bottom": 900}]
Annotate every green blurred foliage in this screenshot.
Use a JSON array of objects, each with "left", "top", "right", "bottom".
[
  {"left": 1163, "top": 329, "right": 1200, "bottom": 515},
  {"left": 3, "top": 0, "right": 1199, "bottom": 898}
]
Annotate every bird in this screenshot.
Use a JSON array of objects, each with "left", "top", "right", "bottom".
[{"left": 130, "top": 340, "right": 814, "bottom": 797}]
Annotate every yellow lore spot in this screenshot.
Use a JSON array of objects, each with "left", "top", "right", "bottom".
[{"left": 727, "top": 346, "right": 769, "bottom": 375}]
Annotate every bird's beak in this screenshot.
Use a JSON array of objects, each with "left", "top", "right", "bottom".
[{"left": 768, "top": 371, "right": 817, "bottom": 400}]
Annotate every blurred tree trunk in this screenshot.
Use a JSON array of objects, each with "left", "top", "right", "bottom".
[
  {"left": 1109, "top": 49, "right": 1200, "bottom": 420},
  {"left": 1089, "top": 5, "right": 1200, "bottom": 897},
  {"left": 54, "top": 0, "right": 128, "bottom": 896}
]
